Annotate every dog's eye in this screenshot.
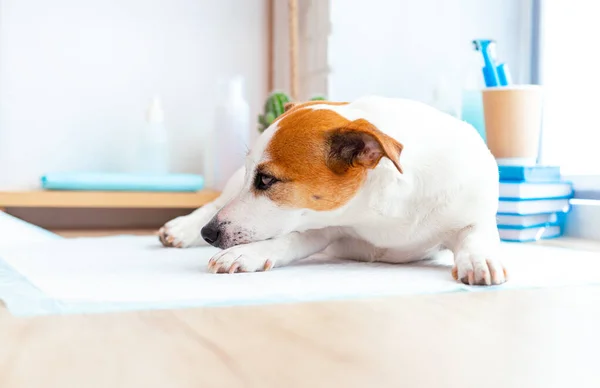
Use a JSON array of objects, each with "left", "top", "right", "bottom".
[{"left": 254, "top": 172, "right": 278, "bottom": 190}]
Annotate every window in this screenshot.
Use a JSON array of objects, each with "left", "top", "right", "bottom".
[{"left": 536, "top": 0, "right": 600, "bottom": 199}]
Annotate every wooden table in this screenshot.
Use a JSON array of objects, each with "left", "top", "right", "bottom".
[
  {"left": 1, "top": 223, "right": 599, "bottom": 387},
  {"left": 1, "top": 285, "right": 600, "bottom": 388}
]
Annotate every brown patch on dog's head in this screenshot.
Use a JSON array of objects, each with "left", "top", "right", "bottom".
[
  {"left": 277, "top": 101, "right": 351, "bottom": 126},
  {"left": 283, "top": 100, "right": 349, "bottom": 114},
  {"left": 253, "top": 105, "right": 403, "bottom": 211},
  {"left": 284, "top": 102, "right": 297, "bottom": 112}
]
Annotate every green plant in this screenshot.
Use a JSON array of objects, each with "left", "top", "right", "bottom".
[
  {"left": 257, "top": 92, "right": 327, "bottom": 133},
  {"left": 258, "top": 92, "right": 289, "bottom": 133}
]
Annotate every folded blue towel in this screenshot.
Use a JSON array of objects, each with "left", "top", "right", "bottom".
[{"left": 40, "top": 172, "right": 204, "bottom": 192}]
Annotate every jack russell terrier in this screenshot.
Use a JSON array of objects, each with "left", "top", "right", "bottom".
[{"left": 159, "top": 96, "right": 507, "bottom": 286}]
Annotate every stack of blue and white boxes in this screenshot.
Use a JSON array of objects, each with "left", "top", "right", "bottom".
[{"left": 496, "top": 165, "right": 573, "bottom": 242}]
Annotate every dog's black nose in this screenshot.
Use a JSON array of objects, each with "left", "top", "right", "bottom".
[{"left": 201, "top": 222, "right": 221, "bottom": 246}]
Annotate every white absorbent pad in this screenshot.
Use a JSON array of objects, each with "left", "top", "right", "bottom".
[
  {"left": 1, "top": 234, "right": 600, "bottom": 317},
  {"left": 0, "top": 212, "right": 58, "bottom": 243}
]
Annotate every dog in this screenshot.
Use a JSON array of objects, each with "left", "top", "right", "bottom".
[{"left": 159, "top": 95, "right": 507, "bottom": 286}]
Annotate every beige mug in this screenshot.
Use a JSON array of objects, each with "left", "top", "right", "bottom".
[{"left": 482, "top": 85, "right": 543, "bottom": 165}]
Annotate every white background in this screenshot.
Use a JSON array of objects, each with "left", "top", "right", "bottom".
[
  {"left": 328, "top": 0, "right": 530, "bottom": 111},
  {"left": 0, "top": 0, "right": 531, "bottom": 189},
  {"left": 538, "top": 1, "right": 600, "bottom": 175},
  {"left": 0, "top": 0, "right": 267, "bottom": 189}
]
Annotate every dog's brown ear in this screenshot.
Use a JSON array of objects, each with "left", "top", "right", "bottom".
[{"left": 326, "top": 119, "right": 403, "bottom": 175}]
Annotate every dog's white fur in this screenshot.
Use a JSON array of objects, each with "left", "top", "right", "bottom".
[{"left": 160, "top": 96, "right": 505, "bottom": 285}]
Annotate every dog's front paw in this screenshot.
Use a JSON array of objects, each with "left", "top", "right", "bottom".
[
  {"left": 159, "top": 214, "right": 209, "bottom": 248},
  {"left": 452, "top": 253, "right": 507, "bottom": 286},
  {"left": 208, "top": 244, "right": 274, "bottom": 274}
]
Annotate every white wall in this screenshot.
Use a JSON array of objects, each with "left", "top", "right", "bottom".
[
  {"left": 328, "top": 0, "right": 531, "bottom": 110},
  {"left": 0, "top": 0, "right": 267, "bottom": 189}
]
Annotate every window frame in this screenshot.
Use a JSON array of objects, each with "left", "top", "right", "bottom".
[{"left": 565, "top": 175, "right": 600, "bottom": 201}]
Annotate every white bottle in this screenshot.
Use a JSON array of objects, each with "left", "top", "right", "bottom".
[
  {"left": 138, "top": 95, "right": 169, "bottom": 174},
  {"left": 211, "top": 76, "right": 250, "bottom": 190}
]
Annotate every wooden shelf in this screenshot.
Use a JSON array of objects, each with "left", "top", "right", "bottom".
[
  {"left": 0, "top": 190, "right": 220, "bottom": 209},
  {"left": 53, "top": 229, "right": 158, "bottom": 237}
]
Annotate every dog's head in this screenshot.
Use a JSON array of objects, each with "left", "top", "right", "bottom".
[{"left": 201, "top": 101, "right": 403, "bottom": 249}]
